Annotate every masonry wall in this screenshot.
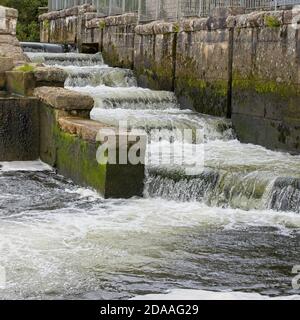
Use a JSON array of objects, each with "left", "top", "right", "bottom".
[
  {"left": 134, "top": 22, "right": 176, "bottom": 91},
  {"left": 101, "top": 14, "right": 137, "bottom": 68},
  {"left": 231, "top": 11, "right": 300, "bottom": 154},
  {"left": 0, "top": 97, "right": 40, "bottom": 161},
  {"left": 39, "top": 8, "right": 300, "bottom": 154}
]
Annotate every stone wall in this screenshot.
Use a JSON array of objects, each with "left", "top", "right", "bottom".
[
  {"left": 231, "top": 11, "right": 300, "bottom": 154},
  {"left": 0, "top": 6, "right": 28, "bottom": 65},
  {"left": 0, "top": 96, "right": 39, "bottom": 161},
  {"left": 39, "top": 4, "right": 97, "bottom": 50},
  {"left": 100, "top": 13, "right": 138, "bottom": 68},
  {"left": 40, "top": 8, "right": 300, "bottom": 154},
  {"left": 134, "top": 22, "right": 176, "bottom": 91},
  {"left": 34, "top": 86, "right": 146, "bottom": 198},
  {"left": 175, "top": 17, "right": 232, "bottom": 117}
]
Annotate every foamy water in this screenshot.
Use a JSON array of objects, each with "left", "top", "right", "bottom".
[
  {"left": 133, "top": 289, "right": 300, "bottom": 300},
  {"left": 3, "top": 52, "right": 297, "bottom": 300}
]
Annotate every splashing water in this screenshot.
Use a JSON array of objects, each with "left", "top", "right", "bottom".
[{"left": 2, "top": 52, "right": 297, "bottom": 300}]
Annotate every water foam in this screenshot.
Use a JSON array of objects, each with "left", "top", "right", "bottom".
[
  {"left": 132, "top": 289, "right": 300, "bottom": 300},
  {"left": 0, "top": 161, "right": 52, "bottom": 172}
]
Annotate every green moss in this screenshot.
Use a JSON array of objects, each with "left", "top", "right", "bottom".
[
  {"left": 44, "top": 19, "right": 50, "bottom": 30},
  {"left": 99, "top": 20, "right": 106, "bottom": 30},
  {"left": 55, "top": 130, "right": 107, "bottom": 195},
  {"left": 232, "top": 73, "right": 299, "bottom": 97},
  {"left": 14, "top": 64, "right": 35, "bottom": 72},
  {"left": 265, "top": 16, "right": 281, "bottom": 28},
  {"left": 173, "top": 23, "right": 180, "bottom": 33}
]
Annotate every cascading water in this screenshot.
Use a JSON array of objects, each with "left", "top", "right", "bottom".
[
  {"left": 0, "top": 52, "right": 298, "bottom": 300},
  {"left": 44, "top": 52, "right": 300, "bottom": 213}
]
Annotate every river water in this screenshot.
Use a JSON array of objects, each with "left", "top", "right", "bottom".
[{"left": 0, "top": 53, "right": 299, "bottom": 300}]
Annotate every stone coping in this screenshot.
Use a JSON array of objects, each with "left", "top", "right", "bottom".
[
  {"left": 58, "top": 117, "right": 111, "bottom": 141},
  {"left": 0, "top": 6, "right": 18, "bottom": 19},
  {"left": 34, "top": 87, "right": 94, "bottom": 111},
  {"left": 135, "top": 9, "right": 293, "bottom": 34},
  {"left": 39, "top": 4, "right": 95, "bottom": 21},
  {"left": 86, "top": 14, "right": 138, "bottom": 29},
  {"left": 34, "top": 66, "right": 67, "bottom": 83}
]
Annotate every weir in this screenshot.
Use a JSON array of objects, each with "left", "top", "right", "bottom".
[
  {"left": 24, "top": 50, "right": 300, "bottom": 213},
  {"left": 1, "top": 4, "right": 300, "bottom": 300}
]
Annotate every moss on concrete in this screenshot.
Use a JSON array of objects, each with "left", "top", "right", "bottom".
[
  {"left": 55, "top": 130, "right": 107, "bottom": 195},
  {"left": 265, "top": 16, "right": 281, "bottom": 28},
  {"left": 98, "top": 20, "right": 106, "bottom": 30},
  {"left": 14, "top": 64, "right": 35, "bottom": 72},
  {"left": 232, "top": 73, "right": 299, "bottom": 97}
]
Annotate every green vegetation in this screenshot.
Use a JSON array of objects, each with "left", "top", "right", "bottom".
[
  {"left": 98, "top": 20, "right": 106, "bottom": 30},
  {"left": 265, "top": 15, "right": 281, "bottom": 28},
  {"left": 173, "top": 23, "right": 180, "bottom": 33},
  {"left": 1, "top": 0, "right": 47, "bottom": 41},
  {"left": 14, "top": 64, "right": 35, "bottom": 72}
]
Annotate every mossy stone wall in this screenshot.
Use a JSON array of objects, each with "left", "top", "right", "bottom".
[
  {"left": 176, "top": 29, "right": 230, "bottom": 117},
  {"left": 232, "top": 18, "right": 300, "bottom": 153},
  {"left": 39, "top": 104, "right": 145, "bottom": 198}
]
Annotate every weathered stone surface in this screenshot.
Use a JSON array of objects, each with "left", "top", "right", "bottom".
[
  {"left": 0, "top": 57, "right": 13, "bottom": 72},
  {"left": 40, "top": 105, "right": 145, "bottom": 198},
  {"left": 134, "top": 29, "right": 175, "bottom": 91},
  {"left": 0, "top": 5, "right": 18, "bottom": 35},
  {"left": 39, "top": 6, "right": 300, "bottom": 154},
  {"left": 86, "top": 17, "right": 102, "bottom": 29},
  {"left": 0, "top": 96, "right": 39, "bottom": 161},
  {"left": 6, "top": 71, "right": 36, "bottom": 96},
  {"left": 102, "top": 14, "right": 137, "bottom": 68},
  {"left": 176, "top": 28, "right": 231, "bottom": 116},
  {"left": 104, "top": 13, "right": 138, "bottom": 26},
  {"left": 58, "top": 117, "right": 111, "bottom": 141},
  {"left": 0, "top": 6, "right": 28, "bottom": 65},
  {"left": 34, "top": 66, "right": 67, "bottom": 86},
  {"left": 34, "top": 86, "right": 94, "bottom": 111},
  {"left": 232, "top": 17, "right": 300, "bottom": 153},
  {"left": 0, "top": 34, "right": 29, "bottom": 64}
]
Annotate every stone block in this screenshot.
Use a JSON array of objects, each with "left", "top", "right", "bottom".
[
  {"left": 0, "top": 5, "right": 18, "bottom": 35},
  {"left": 34, "top": 86, "right": 94, "bottom": 111},
  {"left": 0, "top": 57, "right": 13, "bottom": 72},
  {"left": 0, "top": 97, "right": 39, "bottom": 161},
  {"left": 6, "top": 71, "right": 36, "bottom": 96}
]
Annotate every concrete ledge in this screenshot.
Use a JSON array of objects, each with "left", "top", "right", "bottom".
[
  {"left": 39, "top": 105, "right": 146, "bottom": 198},
  {"left": 58, "top": 117, "right": 111, "bottom": 141},
  {"left": 34, "top": 87, "right": 94, "bottom": 111},
  {"left": 39, "top": 4, "right": 95, "bottom": 21},
  {"left": 6, "top": 67, "right": 67, "bottom": 96},
  {"left": 34, "top": 66, "right": 67, "bottom": 85},
  {"left": 104, "top": 13, "right": 138, "bottom": 26}
]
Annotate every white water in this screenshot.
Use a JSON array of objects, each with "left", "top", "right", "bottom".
[
  {"left": 1, "top": 52, "right": 297, "bottom": 300},
  {"left": 0, "top": 160, "right": 52, "bottom": 172},
  {"left": 133, "top": 289, "right": 300, "bottom": 300}
]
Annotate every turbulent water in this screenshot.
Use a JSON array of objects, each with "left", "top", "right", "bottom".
[{"left": 1, "top": 52, "right": 298, "bottom": 300}]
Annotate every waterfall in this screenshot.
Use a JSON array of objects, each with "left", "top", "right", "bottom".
[{"left": 30, "top": 52, "right": 300, "bottom": 213}]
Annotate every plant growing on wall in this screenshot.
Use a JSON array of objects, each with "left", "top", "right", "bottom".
[{"left": 265, "top": 15, "right": 281, "bottom": 28}]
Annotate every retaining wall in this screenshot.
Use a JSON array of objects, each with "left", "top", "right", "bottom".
[
  {"left": 0, "top": 96, "right": 39, "bottom": 161},
  {"left": 39, "top": 8, "right": 300, "bottom": 153}
]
